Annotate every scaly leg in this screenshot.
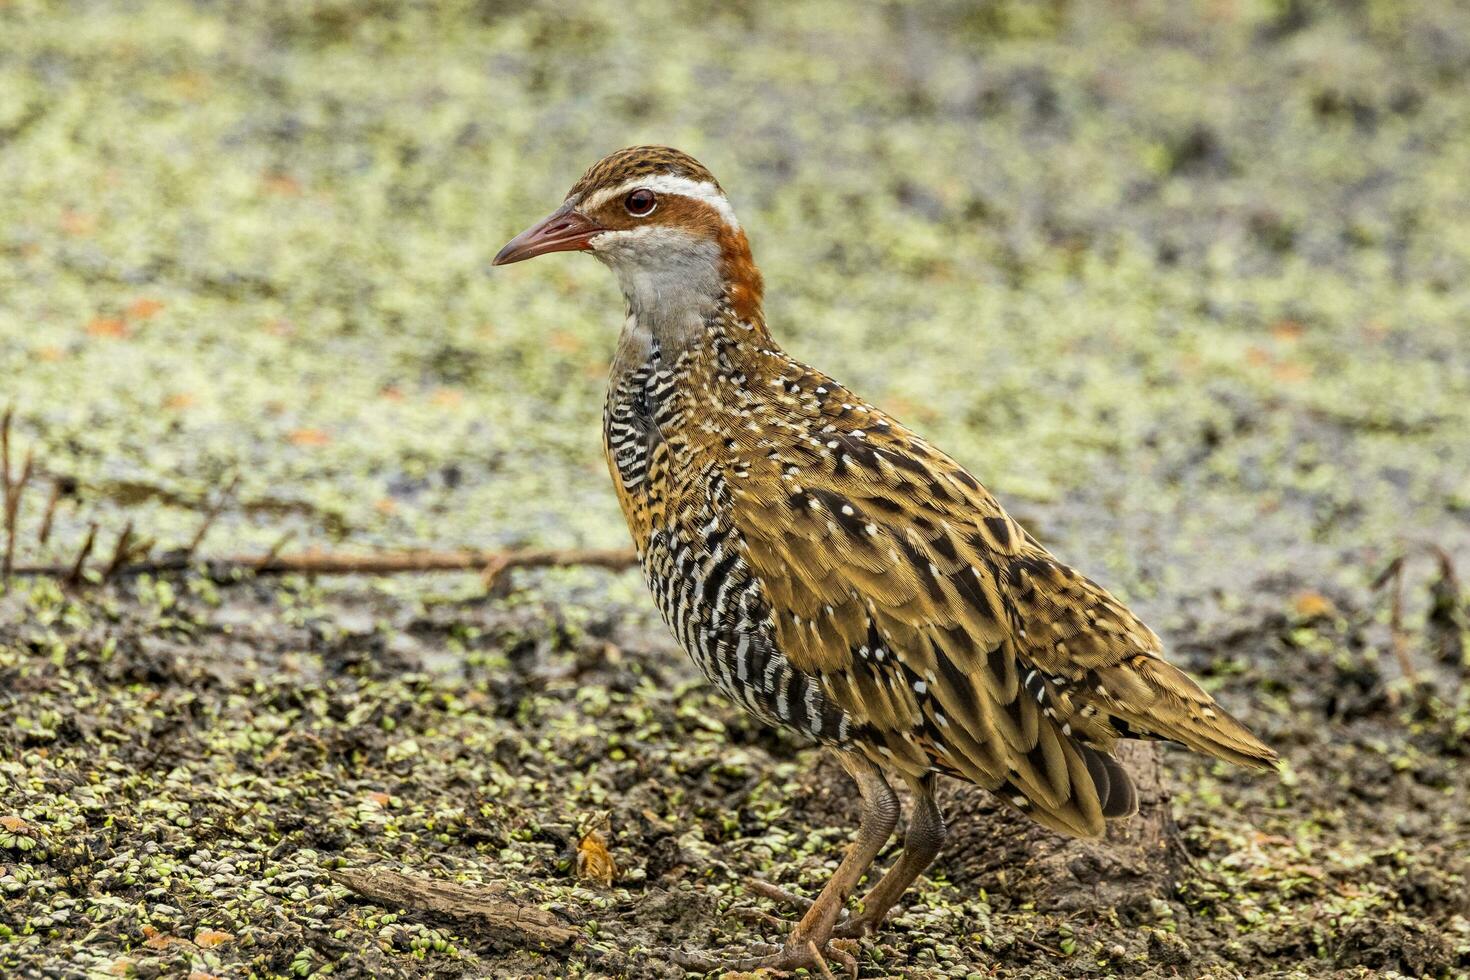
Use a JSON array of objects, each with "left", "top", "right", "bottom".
[
  {"left": 835, "top": 772, "right": 946, "bottom": 939},
  {"left": 665, "top": 751, "right": 899, "bottom": 976}
]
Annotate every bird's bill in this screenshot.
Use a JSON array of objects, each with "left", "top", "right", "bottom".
[{"left": 492, "top": 204, "right": 605, "bottom": 265}]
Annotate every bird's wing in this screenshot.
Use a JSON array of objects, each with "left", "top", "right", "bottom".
[{"left": 727, "top": 386, "right": 1275, "bottom": 837}]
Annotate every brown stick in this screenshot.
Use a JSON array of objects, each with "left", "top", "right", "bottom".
[
  {"left": 36, "top": 479, "right": 66, "bottom": 548},
  {"left": 328, "top": 868, "right": 579, "bottom": 948},
  {"left": 259, "top": 531, "right": 296, "bottom": 571},
  {"left": 100, "top": 520, "right": 135, "bottom": 585},
  {"left": 2, "top": 407, "right": 13, "bottom": 582},
  {"left": 3, "top": 447, "right": 33, "bottom": 584},
  {"left": 64, "top": 522, "right": 98, "bottom": 589},
  {"left": 0, "top": 405, "right": 11, "bottom": 507},
  {"left": 12, "top": 546, "right": 638, "bottom": 582},
  {"left": 1378, "top": 555, "right": 1420, "bottom": 684},
  {"left": 184, "top": 474, "right": 241, "bottom": 560}
]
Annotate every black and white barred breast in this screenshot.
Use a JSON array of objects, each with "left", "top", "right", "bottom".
[{"left": 604, "top": 357, "right": 850, "bottom": 744}]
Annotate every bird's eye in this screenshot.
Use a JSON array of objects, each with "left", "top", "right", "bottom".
[{"left": 624, "top": 189, "right": 657, "bottom": 216}]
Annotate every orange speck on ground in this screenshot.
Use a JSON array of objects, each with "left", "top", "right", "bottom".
[
  {"left": 287, "top": 428, "right": 332, "bottom": 447},
  {"left": 86, "top": 317, "right": 129, "bottom": 339}
]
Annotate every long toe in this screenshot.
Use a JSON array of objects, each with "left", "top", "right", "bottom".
[{"left": 657, "top": 938, "right": 851, "bottom": 979}]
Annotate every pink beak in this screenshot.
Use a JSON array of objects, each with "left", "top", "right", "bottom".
[{"left": 492, "top": 204, "right": 605, "bottom": 266}]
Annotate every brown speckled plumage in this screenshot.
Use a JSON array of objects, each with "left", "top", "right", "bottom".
[{"left": 496, "top": 146, "right": 1276, "bottom": 974}]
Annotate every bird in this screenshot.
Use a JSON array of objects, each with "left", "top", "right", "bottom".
[{"left": 493, "top": 146, "right": 1276, "bottom": 975}]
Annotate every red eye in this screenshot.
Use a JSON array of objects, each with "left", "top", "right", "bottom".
[{"left": 624, "top": 189, "right": 657, "bottom": 216}]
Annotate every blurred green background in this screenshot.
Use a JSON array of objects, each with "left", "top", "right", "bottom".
[{"left": 2, "top": 0, "right": 1466, "bottom": 606}]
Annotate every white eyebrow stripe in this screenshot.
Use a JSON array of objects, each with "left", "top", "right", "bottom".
[{"left": 578, "top": 175, "right": 740, "bottom": 231}]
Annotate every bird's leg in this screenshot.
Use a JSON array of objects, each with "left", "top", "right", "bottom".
[
  {"left": 835, "top": 773, "right": 946, "bottom": 939},
  {"left": 784, "top": 753, "right": 899, "bottom": 946},
  {"left": 667, "top": 752, "right": 899, "bottom": 975}
]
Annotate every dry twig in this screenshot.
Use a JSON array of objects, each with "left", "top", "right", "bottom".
[
  {"left": 2, "top": 451, "right": 32, "bottom": 584},
  {"left": 1371, "top": 551, "right": 1427, "bottom": 685},
  {"left": 36, "top": 478, "right": 72, "bottom": 548},
  {"left": 184, "top": 474, "right": 241, "bottom": 559},
  {"left": 1, "top": 407, "right": 34, "bottom": 583},
  {"left": 64, "top": 522, "right": 98, "bottom": 589},
  {"left": 328, "top": 868, "right": 578, "bottom": 948},
  {"left": 13, "top": 545, "right": 637, "bottom": 585},
  {"left": 100, "top": 521, "right": 136, "bottom": 585}
]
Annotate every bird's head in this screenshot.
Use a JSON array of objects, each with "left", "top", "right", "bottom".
[{"left": 494, "top": 146, "right": 763, "bottom": 327}]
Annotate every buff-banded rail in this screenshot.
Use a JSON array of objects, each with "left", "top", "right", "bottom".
[{"left": 494, "top": 146, "right": 1276, "bottom": 976}]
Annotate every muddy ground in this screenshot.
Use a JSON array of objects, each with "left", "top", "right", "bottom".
[
  {"left": 0, "top": 552, "right": 1465, "bottom": 978},
  {"left": 2, "top": 0, "right": 1469, "bottom": 977}
]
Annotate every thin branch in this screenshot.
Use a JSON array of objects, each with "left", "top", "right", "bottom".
[
  {"left": 36, "top": 479, "right": 68, "bottom": 547},
  {"left": 12, "top": 545, "right": 638, "bottom": 584},
  {"left": 328, "top": 868, "right": 579, "bottom": 948},
  {"left": 0, "top": 404, "right": 11, "bottom": 506},
  {"left": 64, "top": 522, "right": 98, "bottom": 589},
  {"left": 100, "top": 520, "right": 135, "bottom": 585},
  {"left": 1374, "top": 554, "right": 1419, "bottom": 685},
  {"left": 1427, "top": 546, "right": 1466, "bottom": 677},
  {"left": 3, "top": 447, "right": 33, "bottom": 584},
  {"left": 184, "top": 474, "right": 240, "bottom": 560},
  {"left": 1, "top": 406, "right": 12, "bottom": 582},
  {"left": 259, "top": 531, "right": 297, "bottom": 571}
]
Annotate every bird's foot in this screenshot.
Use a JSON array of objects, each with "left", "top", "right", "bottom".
[
  {"left": 662, "top": 936, "right": 857, "bottom": 979},
  {"left": 740, "top": 877, "right": 886, "bottom": 941}
]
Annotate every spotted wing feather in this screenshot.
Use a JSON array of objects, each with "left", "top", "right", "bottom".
[{"left": 727, "top": 367, "right": 1276, "bottom": 838}]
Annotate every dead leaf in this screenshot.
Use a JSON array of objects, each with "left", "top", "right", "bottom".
[
  {"left": 164, "top": 393, "right": 197, "bottom": 412},
  {"left": 0, "top": 815, "right": 29, "bottom": 833},
  {"left": 262, "top": 171, "right": 302, "bottom": 196},
  {"left": 60, "top": 209, "right": 96, "bottom": 236},
  {"left": 1292, "top": 590, "right": 1336, "bottom": 620},
  {"left": 576, "top": 828, "right": 616, "bottom": 887},
  {"left": 1270, "top": 319, "right": 1305, "bottom": 342},
  {"left": 86, "top": 317, "right": 129, "bottom": 339},
  {"left": 169, "top": 71, "right": 210, "bottom": 101},
  {"left": 366, "top": 792, "right": 392, "bottom": 809},
  {"left": 1271, "top": 361, "right": 1312, "bottom": 383},
  {"left": 194, "top": 929, "right": 233, "bottom": 948},
  {"left": 141, "top": 925, "right": 186, "bottom": 950},
  {"left": 430, "top": 387, "right": 464, "bottom": 407},
  {"left": 287, "top": 428, "right": 332, "bottom": 447},
  {"left": 127, "top": 298, "right": 165, "bottom": 320}
]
